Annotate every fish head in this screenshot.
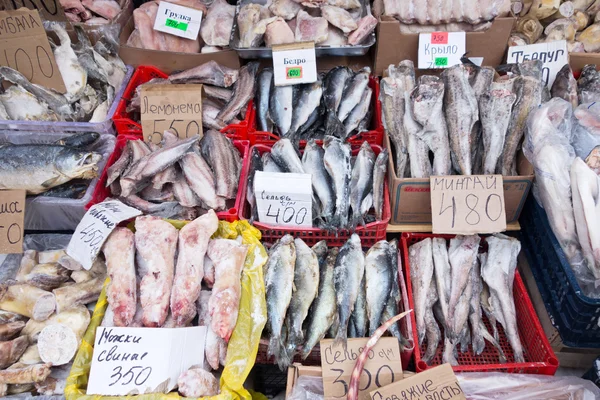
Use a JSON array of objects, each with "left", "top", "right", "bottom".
[{"left": 56, "top": 149, "right": 101, "bottom": 179}]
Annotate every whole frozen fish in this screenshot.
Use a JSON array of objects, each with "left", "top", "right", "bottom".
[
  {"left": 323, "top": 66, "right": 352, "bottom": 113},
  {"left": 365, "top": 241, "right": 393, "bottom": 335},
  {"left": 271, "top": 138, "right": 304, "bottom": 173},
  {"left": 479, "top": 89, "right": 517, "bottom": 175},
  {"left": 333, "top": 234, "right": 365, "bottom": 347},
  {"left": 289, "top": 78, "right": 323, "bottom": 138},
  {"left": 180, "top": 151, "right": 226, "bottom": 210},
  {"left": 49, "top": 22, "right": 87, "bottom": 103},
  {"left": 262, "top": 153, "right": 283, "bottom": 172},
  {"left": 344, "top": 87, "right": 372, "bottom": 139},
  {"left": 0, "top": 85, "right": 56, "bottom": 121},
  {"left": 217, "top": 62, "right": 259, "bottom": 125},
  {"left": 577, "top": 64, "right": 600, "bottom": 104},
  {"left": 405, "top": 92, "right": 432, "bottom": 178},
  {"left": 552, "top": 64, "right": 578, "bottom": 109},
  {"left": 382, "top": 239, "right": 409, "bottom": 348},
  {"left": 323, "top": 136, "right": 352, "bottom": 229},
  {"left": 373, "top": 149, "right": 388, "bottom": 221},
  {"left": 256, "top": 68, "right": 273, "bottom": 132},
  {"left": 270, "top": 85, "right": 294, "bottom": 136},
  {"left": 337, "top": 67, "right": 370, "bottom": 123},
  {"left": 442, "top": 64, "right": 479, "bottom": 175},
  {"left": 247, "top": 147, "right": 262, "bottom": 222},
  {"left": 409, "top": 238, "right": 433, "bottom": 347},
  {"left": 422, "top": 279, "right": 440, "bottom": 364},
  {"left": 302, "top": 245, "right": 337, "bottom": 359},
  {"left": 351, "top": 274, "right": 368, "bottom": 337},
  {"left": 169, "top": 61, "right": 238, "bottom": 87},
  {"left": 349, "top": 141, "right": 375, "bottom": 227},
  {"left": 302, "top": 140, "right": 335, "bottom": 223},
  {"left": 200, "top": 130, "right": 241, "bottom": 199},
  {"left": 264, "top": 235, "right": 295, "bottom": 365}
]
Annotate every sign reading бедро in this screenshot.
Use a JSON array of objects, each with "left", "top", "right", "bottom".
[
  {"left": 66, "top": 200, "right": 142, "bottom": 270},
  {"left": 418, "top": 32, "right": 466, "bottom": 69},
  {"left": 154, "top": 1, "right": 203, "bottom": 40},
  {"left": 506, "top": 40, "right": 568, "bottom": 88},
  {"left": 87, "top": 326, "right": 206, "bottom": 396},
  {"left": 430, "top": 175, "right": 506, "bottom": 235},
  {"left": 0, "top": 189, "right": 25, "bottom": 254},
  {"left": 272, "top": 41, "right": 317, "bottom": 86},
  {"left": 320, "top": 337, "right": 403, "bottom": 400}
]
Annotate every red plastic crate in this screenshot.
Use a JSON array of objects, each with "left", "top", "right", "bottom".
[
  {"left": 87, "top": 135, "right": 249, "bottom": 222},
  {"left": 239, "top": 143, "right": 390, "bottom": 247},
  {"left": 400, "top": 233, "right": 559, "bottom": 375},
  {"left": 255, "top": 243, "right": 415, "bottom": 367},
  {"left": 112, "top": 65, "right": 250, "bottom": 141},
  {"left": 247, "top": 76, "right": 383, "bottom": 148}
]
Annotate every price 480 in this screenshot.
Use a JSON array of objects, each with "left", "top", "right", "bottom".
[{"left": 438, "top": 192, "right": 503, "bottom": 228}]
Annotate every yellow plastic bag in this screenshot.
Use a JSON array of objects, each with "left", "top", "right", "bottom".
[{"left": 65, "top": 219, "right": 268, "bottom": 400}]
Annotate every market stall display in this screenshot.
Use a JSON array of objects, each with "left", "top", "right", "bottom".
[{"left": 62, "top": 0, "right": 129, "bottom": 24}]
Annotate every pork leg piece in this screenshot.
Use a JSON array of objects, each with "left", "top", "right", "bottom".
[
  {"left": 0, "top": 284, "right": 55, "bottom": 322},
  {"left": 0, "top": 336, "right": 28, "bottom": 368}
]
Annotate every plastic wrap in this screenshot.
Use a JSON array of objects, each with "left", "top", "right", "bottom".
[
  {"left": 65, "top": 220, "right": 268, "bottom": 400},
  {"left": 456, "top": 372, "right": 600, "bottom": 399},
  {"left": 572, "top": 102, "right": 600, "bottom": 160},
  {"left": 0, "top": 131, "right": 116, "bottom": 231},
  {"left": 287, "top": 376, "right": 324, "bottom": 400}
]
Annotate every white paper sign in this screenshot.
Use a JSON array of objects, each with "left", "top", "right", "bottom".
[
  {"left": 506, "top": 40, "right": 568, "bottom": 88},
  {"left": 66, "top": 200, "right": 142, "bottom": 270},
  {"left": 272, "top": 42, "right": 317, "bottom": 86},
  {"left": 418, "top": 32, "right": 466, "bottom": 69},
  {"left": 87, "top": 326, "right": 206, "bottom": 396},
  {"left": 254, "top": 171, "right": 312, "bottom": 227},
  {"left": 154, "top": 1, "right": 203, "bottom": 40}
]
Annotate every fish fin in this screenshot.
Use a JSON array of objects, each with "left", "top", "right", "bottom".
[
  {"left": 325, "top": 111, "right": 345, "bottom": 138},
  {"left": 41, "top": 176, "right": 60, "bottom": 188},
  {"left": 333, "top": 322, "right": 348, "bottom": 350}
]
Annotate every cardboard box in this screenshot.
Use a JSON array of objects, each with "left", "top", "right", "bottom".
[
  {"left": 374, "top": 17, "right": 515, "bottom": 76},
  {"left": 118, "top": 17, "right": 240, "bottom": 74},
  {"left": 385, "top": 134, "right": 534, "bottom": 226},
  {"left": 570, "top": 53, "right": 600, "bottom": 74}
]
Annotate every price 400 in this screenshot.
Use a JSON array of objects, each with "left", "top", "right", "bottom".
[
  {"left": 438, "top": 193, "right": 503, "bottom": 228},
  {"left": 266, "top": 204, "right": 308, "bottom": 225}
]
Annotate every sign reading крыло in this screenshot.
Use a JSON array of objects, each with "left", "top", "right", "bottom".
[{"left": 418, "top": 32, "right": 466, "bottom": 69}]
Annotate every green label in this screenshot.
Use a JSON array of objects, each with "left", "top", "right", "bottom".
[
  {"left": 435, "top": 57, "right": 448, "bottom": 67},
  {"left": 286, "top": 67, "right": 302, "bottom": 79},
  {"left": 166, "top": 18, "right": 188, "bottom": 31}
]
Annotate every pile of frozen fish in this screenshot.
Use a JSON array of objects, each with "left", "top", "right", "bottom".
[
  {"left": 255, "top": 66, "right": 373, "bottom": 141},
  {"left": 61, "top": 0, "right": 124, "bottom": 24},
  {"left": 247, "top": 138, "right": 388, "bottom": 229},
  {"left": 127, "top": 0, "right": 235, "bottom": 53},
  {"left": 234, "top": 0, "right": 377, "bottom": 47},
  {"left": 264, "top": 234, "right": 408, "bottom": 369},
  {"left": 0, "top": 24, "right": 126, "bottom": 122},
  {"left": 0, "top": 248, "right": 105, "bottom": 395},
  {"left": 524, "top": 67, "right": 600, "bottom": 297},
  {"left": 381, "top": 59, "right": 545, "bottom": 178},
  {"left": 377, "top": 0, "right": 510, "bottom": 32},
  {"left": 510, "top": 0, "right": 600, "bottom": 53},
  {"left": 0, "top": 132, "right": 102, "bottom": 197},
  {"left": 127, "top": 61, "right": 258, "bottom": 131},
  {"left": 106, "top": 130, "right": 242, "bottom": 219},
  {"left": 101, "top": 211, "right": 248, "bottom": 397},
  {"left": 409, "top": 234, "right": 523, "bottom": 366}
]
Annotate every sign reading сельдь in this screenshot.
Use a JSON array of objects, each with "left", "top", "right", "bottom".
[{"left": 272, "top": 41, "right": 317, "bottom": 86}]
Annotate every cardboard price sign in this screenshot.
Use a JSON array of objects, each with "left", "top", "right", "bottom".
[
  {"left": 141, "top": 84, "right": 204, "bottom": 144},
  {"left": 272, "top": 41, "right": 317, "bottom": 86},
  {"left": 254, "top": 171, "right": 312, "bottom": 227},
  {"left": 321, "top": 337, "right": 403, "bottom": 400},
  {"left": 0, "top": 0, "right": 66, "bottom": 22},
  {"left": 0, "top": 189, "right": 25, "bottom": 254},
  {"left": 66, "top": 200, "right": 142, "bottom": 270},
  {"left": 430, "top": 175, "right": 506, "bottom": 234},
  {"left": 506, "top": 40, "right": 568, "bottom": 88},
  {"left": 370, "top": 364, "right": 466, "bottom": 400},
  {"left": 87, "top": 326, "right": 206, "bottom": 396},
  {"left": 0, "top": 9, "right": 66, "bottom": 92},
  {"left": 418, "top": 32, "right": 465, "bottom": 69}
]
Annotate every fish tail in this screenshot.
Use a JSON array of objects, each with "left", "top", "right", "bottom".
[
  {"left": 333, "top": 323, "right": 348, "bottom": 350},
  {"left": 267, "top": 335, "right": 280, "bottom": 358}
]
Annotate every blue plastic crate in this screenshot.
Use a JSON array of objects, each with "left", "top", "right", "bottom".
[{"left": 520, "top": 196, "right": 600, "bottom": 348}]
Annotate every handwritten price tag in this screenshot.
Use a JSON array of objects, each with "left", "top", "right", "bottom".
[
  {"left": 0, "top": 9, "right": 66, "bottom": 93},
  {"left": 66, "top": 200, "right": 141, "bottom": 270},
  {"left": 430, "top": 175, "right": 506, "bottom": 235},
  {"left": 418, "top": 31, "right": 465, "bottom": 69},
  {"left": 272, "top": 41, "right": 317, "bottom": 86},
  {"left": 141, "top": 84, "right": 204, "bottom": 145},
  {"left": 87, "top": 326, "right": 206, "bottom": 396},
  {"left": 254, "top": 171, "right": 312, "bottom": 227},
  {"left": 506, "top": 40, "right": 568, "bottom": 88},
  {"left": 0, "top": 0, "right": 67, "bottom": 22},
  {"left": 0, "top": 189, "right": 25, "bottom": 254},
  {"left": 321, "top": 338, "right": 403, "bottom": 400},
  {"left": 154, "top": 1, "right": 202, "bottom": 40}
]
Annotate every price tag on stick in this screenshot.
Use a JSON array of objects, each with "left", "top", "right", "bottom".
[
  {"left": 87, "top": 326, "right": 206, "bottom": 396},
  {"left": 66, "top": 200, "right": 142, "bottom": 270},
  {"left": 320, "top": 338, "right": 403, "bottom": 400},
  {"left": 254, "top": 171, "right": 312, "bottom": 227},
  {"left": 430, "top": 175, "right": 507, "bottom": 234},
  {"left": 272, "top": 41, "right": 317, "bottom": 86},
  {"left": 153, "top": 1, "right": 203, "bottom": 40},
  {"left": 418, "top": 31, "right": 466, "bottom": 69},
  {"left": 140, "top": 84, "right": 204, "bottom": 144},
  {"left": 0, "top": 9, "right": 66, "bottom": 92},
  {"left": 0, "top": 189, "right": 25, "bottom": 254}
]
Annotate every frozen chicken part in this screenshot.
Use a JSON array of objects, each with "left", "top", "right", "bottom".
[
  {"left": 201, "top": 0, "right": 235, "bottom": 47},
  {"left": 348, "top": 15, "right": 377, "bottom": 45},
  {"left": 295, "top": 10, "right": 329, "bottom": 43},
  {"left": 382, "top": 0, "right": 510, "bottom": 24},
  {"left": 177, "top": 367, "right": 219, "bottom": 397},
  {"left": 264, "top": 18, "right": 296, "bottom": 46}
]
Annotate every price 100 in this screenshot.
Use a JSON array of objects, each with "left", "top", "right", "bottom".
[
  {"left": 438, "top": 193, "right": 503, "bottom": 228},
  {"left": 266, "top": 204, "right": 307, "bottom": 225}
]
